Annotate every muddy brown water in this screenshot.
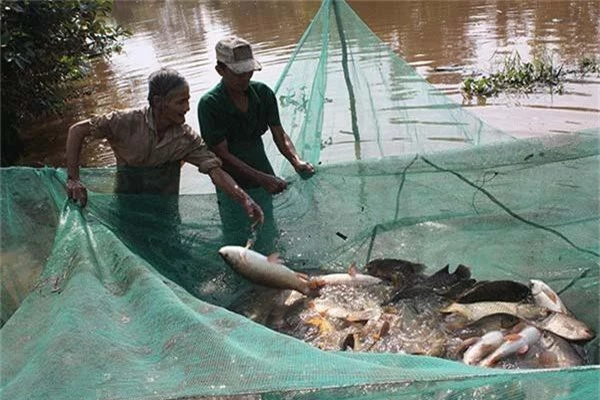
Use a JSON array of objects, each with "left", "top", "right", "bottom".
[{"left": 16, "top": 0, "right": 600, "bottom": 193}]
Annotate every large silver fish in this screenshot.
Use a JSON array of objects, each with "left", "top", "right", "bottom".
[
  {"left": 218, "top": 245, "right": 312, "bottom": 295},
  {"left": 531, "top": 332, "right": 587, "bottom": 368},
  {"left": 441, "top": 301, "right": 594, "bottom": 341}
]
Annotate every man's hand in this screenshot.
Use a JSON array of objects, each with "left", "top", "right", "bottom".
[
  {"left": 208, "top": 167, "right": 266, "bottom": 225},
  {"left": 293, "top": 160, "right": 315, "bottom": 177},
  {"left": 243, "top": 196, "right": 264, "bottom": 226},
  {"left": 67, "top": 177, "right": 88, "bottom": 207},
  {"left": 260, "top": 174, "right": 288, "bottom": 194}
]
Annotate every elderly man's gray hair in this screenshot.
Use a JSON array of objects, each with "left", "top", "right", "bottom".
[{"left": 147, "top": 68, "right": 188, "bottom": 106}]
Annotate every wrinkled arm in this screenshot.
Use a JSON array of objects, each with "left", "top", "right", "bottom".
[
  {"left": 66, "top": 120, "right": 92, "bottom": 206},
  {"left": 208, "top": 167, "right": 264, "bottom": 225},
  {"left": 271, "top": 125, "right": 315, "bottom": 175}
]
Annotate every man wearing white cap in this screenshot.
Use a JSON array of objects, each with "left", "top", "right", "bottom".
[{"left": 198, "top": 35, "right": 314, "bottom": 251}]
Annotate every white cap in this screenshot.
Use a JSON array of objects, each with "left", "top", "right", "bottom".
[{"left": 215, "top": 36, "right": 262, "bottom": 74}]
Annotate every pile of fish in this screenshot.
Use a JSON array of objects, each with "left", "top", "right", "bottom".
[{"left": 219, "top": 245, "right": 595, "bottom": 369}]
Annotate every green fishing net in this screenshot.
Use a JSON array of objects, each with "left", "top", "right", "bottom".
[{"left": 1, "top": 1, "right": 598, "bottom": 399}]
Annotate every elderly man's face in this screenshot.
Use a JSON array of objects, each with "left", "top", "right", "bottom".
[{"left": 161, "top": 84, "right": 190, "bottom": 126}]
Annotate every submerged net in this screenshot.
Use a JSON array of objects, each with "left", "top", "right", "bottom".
[{"left": 1, "top": 0, "right": 598, "bottom": 399}]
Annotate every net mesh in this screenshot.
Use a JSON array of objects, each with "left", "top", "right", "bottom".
[{"left": 1, "top": 1, "right": 598, "bottom": 399}]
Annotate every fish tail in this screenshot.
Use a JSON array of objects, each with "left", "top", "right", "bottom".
[
  {"left": 440, "top": 303, "right": 464, "bottom": 315},
  {"left": 308, "top": 277, "right": 326, "bottom": 289},
  {"left": 304, "top": 284, "right": 322, "bottom": 298}
]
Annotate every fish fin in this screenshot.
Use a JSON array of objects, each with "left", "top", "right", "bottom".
[
  {"left": 391, "top": 274, "right": 401, "bottom": 289},
  {"left": 307, "top": 302, "right": 327, "bottom": 316},
  {"left": 479, "top": 357, "right": 498, "bottom": 368},
  {"left": 538, "top": 351, "right": 558, "bottom": 368},
  {"left": 306, "top": 316, "right": 334, "bottom": 334},
  {"left": 297, "top": 279, "right": 317, "bottom": 297},
  {"left": 440, "top": 303, "right": 460, "bottom": 314},
  {"left": 382, "top": 305, "right": 398, "bottom": 314},
  {"left": 510, "top": 322, "right": 528, "bottom": 333},
  {"left": 480, "top": 343, "right": 497, "bottom": 353},
  {"left": 517, "top": 344, "right": 529, "bottom": 355},
  {"left": 342, "top": 333, "right": 357, "bottom": 351},
  {"left": 439, "top": 264, "right": 451, "bottom": 275},
  {"left": 504, "top": 333, "right": 522, "bottom": 342},
  {"left": 267, "top": 252, "right": 283, "bottom": 264},
  {"left": 346, "top": 310, "right": 375, "bottom": 322},
  {"left": 455, "top": 264, "right": 472, "bottom": 279},
  {"left": 345, "top": 313, "right": 364, "bottom": 322},
  {"left": 545, "top": 289, "right": 559, "bottom": 303},
  {"left": 459, "top": 336, "right": 481, "bottom": 352},
  {"left": 425, "top": 265, "right": 450, "bottom": 284},
  {"left": 348, "top": 262, "right": 358, "bottom": 276},
  {"left": 308, "top": 278, "right": 326, "bottom": 289},
  {"left": 374, "top": 320, "right": 390, "bottom": 340},
  {"left": 244, "top": 239, "right": 254, "bottom": 249},
  {"left": 305, "top": 279, "right": 324, "bottom": 297}
]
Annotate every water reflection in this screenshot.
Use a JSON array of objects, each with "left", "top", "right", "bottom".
[
  {"left": 351, "top": 1, "right": 599, "bottom": 68},
  {"left": 17, "top": 0, "right": 599, "bottom": 171}
]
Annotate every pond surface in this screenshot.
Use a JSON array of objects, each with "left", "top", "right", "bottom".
[{"left": 18, "top": 0, "right": 600, "bottom": 192}]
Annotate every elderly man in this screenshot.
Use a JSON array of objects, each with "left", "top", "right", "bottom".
[{"left": 66, "top": 67, "right": 264, "bottom": 225}]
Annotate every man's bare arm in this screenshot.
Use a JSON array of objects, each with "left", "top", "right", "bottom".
[
  {"left": 65, "top": 120, "right": 92, "bottom": 206},
  {"left": 208, "top": 167, "right": 264, "bottom": 225},
  {"left": 210, "top": 140, "right": 287, "bottom": 194},
  {"left": 271, "top": 125, "right": 315, "bottom": 175}
]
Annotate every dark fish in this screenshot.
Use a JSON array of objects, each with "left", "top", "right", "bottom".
[
  {"left": 386, "top": 264, "right": 475, "bottom": 303},
  {"left": 435, "top": 277, "right": 478, "bottom": 300},
  {"left": 364, "top": 258, "right": 426, "bottom": 285},
  {"left": 456, "top": 280, "right": 531, "bottom": 303},
  {"left": 426, "top": 264, "right": 476, "bottom": 298},
  {"left": 425, "top": 264, "right": 471, "bottom": 287}
]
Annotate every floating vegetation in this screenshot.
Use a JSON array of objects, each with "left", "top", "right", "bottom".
[
  {"left": 461, "top": 52, "right": 599, "bottom": 100},
  {"left": 578, "top": 56, "right": 600, "bottom": 75}
]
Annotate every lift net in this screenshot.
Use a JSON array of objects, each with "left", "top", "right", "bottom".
[{"left": 1, "top": 1, "right": 598, "bottom": 399}]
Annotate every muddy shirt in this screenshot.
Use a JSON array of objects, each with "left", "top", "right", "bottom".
[
  {"left": 89, "top": 106, "right": 221, "bottom": 194},
  {"left": 197, "top": 80, "right": 281, "bottom": 189}
]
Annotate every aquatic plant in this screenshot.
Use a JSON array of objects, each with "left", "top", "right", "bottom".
[
  {"left": 578, "top": 56, "right": 599, "bottom": 75},
  {"left": 462, "top": 52, "right": 566, "bottom": 100}
]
